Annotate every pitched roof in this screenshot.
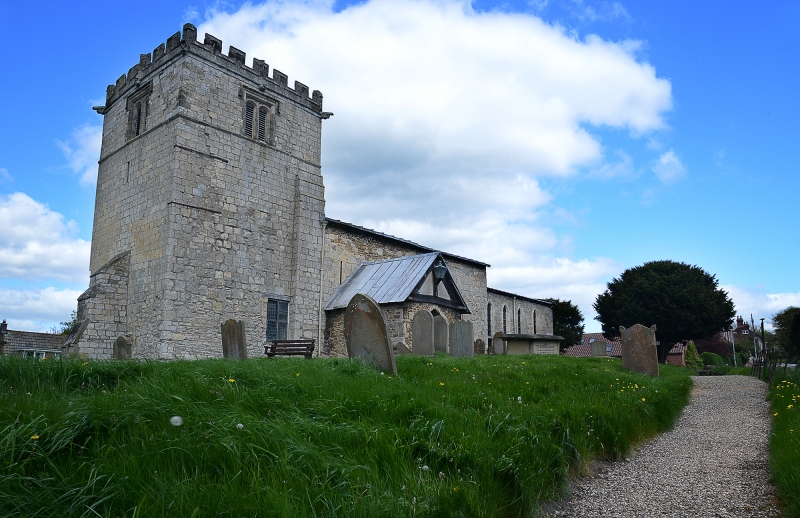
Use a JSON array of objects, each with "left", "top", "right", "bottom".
[
  {"left": 563, "top": 333, "right": 622, "bottom": 358},
  {"left": 325, "top": 252, "right": 469, "bottom": 312},
  {"left": 2, "top": 330, "right": 65, "bottom": 352},
  {"left": 486, "top": 287, "right": 553, "bottom": 307}
]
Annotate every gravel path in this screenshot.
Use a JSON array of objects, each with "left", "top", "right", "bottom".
[{"left": 543, "top": 375, "right": 781, "bottom": 517}]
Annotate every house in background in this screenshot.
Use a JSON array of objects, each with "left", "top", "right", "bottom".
[
  {"left": 0, "top": 320, "right": 65, "bottom": 359},
  {"left": 564, "top": 332, "right": 687, "bottom": 366}
]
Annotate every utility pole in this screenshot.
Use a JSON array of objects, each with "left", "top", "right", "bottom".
[{"left": 731, "top": 328, "right": 737, "bottom": 367}]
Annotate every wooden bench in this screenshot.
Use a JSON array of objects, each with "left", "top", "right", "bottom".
[{"left": 264, "top": 339, "right": 315, "bottom": 359}]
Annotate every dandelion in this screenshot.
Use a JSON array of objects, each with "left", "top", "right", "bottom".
[
  {"left": 641, "top": 398, "right": 646, "bottom": 402},
  {"left": 380, "top": 372, "right": 384, "bottom": 375},
  {"left": 789, "top": 405, "right": 794, "bottom": 409},
  {"left": 526, "top": 382, "right": 530, "bottom": 385},
  {"left": 31, "top": 435, "right": 39, "bottom": 440},
  {"left": 421, "top": 465, "right": 429, "bottom": 471},
  {"left": 454, "top": 486, "right": 460, "bottom": 492},
  {"left": 439, "top": 382, "right": 445, "bottom": 386},
  {"left": 517, "top": 396, "right": 522, "bottom": 404},
  {"left": 170, "top": 416, "right": 183, "bottom": 426},
  {"left": 775, "top": 413, "right": 779, "bottom": 417},
  {"left": 228, "top": 378, "right": 235, "bottom": 383},
  {"left": 295, "top": 373, "right": 300, "bottom": 377},
  {"left": 82, "top": 362, "right": 88, "bottom": 366},
  {"left": 236, "top": 423, "right": 244, "bottom": 430}
]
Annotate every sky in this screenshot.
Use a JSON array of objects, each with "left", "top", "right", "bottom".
[{"left": 0, "top": 0, "right": 798, "bottom": 333}]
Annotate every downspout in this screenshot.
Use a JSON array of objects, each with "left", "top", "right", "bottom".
[{"left": 316, "top": 219, "right": 327, "bottom": 357}]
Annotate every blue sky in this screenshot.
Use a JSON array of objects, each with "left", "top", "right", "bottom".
[{"left": 0, "top": 0, "right": 798, "bottom": 332}]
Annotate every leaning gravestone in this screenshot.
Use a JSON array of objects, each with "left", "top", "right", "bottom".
[
  {"left": 394, "top": 342, "right": 412, "bottom": 355},
  {"left": 474, "top": 338, "right": 485, "bottom": 355},
  {"left": 221, "top": 319, "right": 247, "bottom": 359},
  {"left": 591, "top": 340, "right": 607, "bottom": 357},
  {"left": 344, "top": 293, "right": 397, "bottom": 374},
  {"left": 114, "top": 335, "right": 132, "bottom": 359},
  {"left": 433, "top": 315, "right": 449, "bottom": 354},
  {"left": 620, "top": 324, "right": 659, "bottom": 377},
  {"left": 412, "top": 310, "right": 434, "bottom": 356},
  {"left": 449, "top": 320, "right": 474, "bottom": 358}
]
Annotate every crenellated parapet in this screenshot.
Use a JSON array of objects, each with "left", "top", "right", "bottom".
[{"left": 103, "top": 23, "right": 323, "bottom": 112}]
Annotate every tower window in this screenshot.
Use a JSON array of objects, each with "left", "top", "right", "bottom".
[
  {"left": 245, "top": 102, "right": 255, "bottom": 137},
  {"left": 266, "top": 299, "right": 289, "bottom": 340},
  {"left": 487, "top": 303, "right": 492, "bottom": 336},
  {"left": 503, "top": 306, "right": 507, "bottom": 334},
  {"left": 126, "top": 82, "right": 153, "bottom": 141},
  {"left": 518, "top": 308, "right": 521, "bottom": 334},
  {"left": 258, "top": 106, "right": 268, "bottom": 141},
  {"left": 533, "top": 310, "right": 537, "bottom": 334},
  {"left": 242, "top": 90, "right": 276, "bottom": 144}
]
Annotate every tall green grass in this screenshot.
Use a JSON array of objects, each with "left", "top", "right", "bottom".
[
  {"left": 768, "top": 370, "right": 800, "bottom": 517},
  {"left": 0, "top": 354, "right": 691, "bottom": 517}
]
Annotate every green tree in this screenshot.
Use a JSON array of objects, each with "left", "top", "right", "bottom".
[
  {"left": 60, "top": 310, "right": 79, "bottom": 336},
  {"left": 593, "top": 260, "right": 735, "bottom": 363},
  {"left": 772, "top": 307, "right": 800, "bottom": 358},
  {"left": 545, "top": 298, "right": 585, "bottom": 352}
]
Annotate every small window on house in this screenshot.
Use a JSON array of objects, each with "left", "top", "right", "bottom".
[
  {"left": 245, "top": 102, "right": 255, "bottom": 137},
  {"left": 743, "top": 330, "right": 749, "bottom": 335},
  {"left": 517, "top": 309, "right": 521, "bottom": 334},
  {"left": 487, "top": 303, "right": 492, "bottom": 336},
  {"left": 258, "top": 106, "right": 268, "bottom": 141},
  {"left": 266, "top": 299, "right": 289, "bottom": 340},
  {"left": 532, "top": 310, "right": 537, "bottom": 334},
  {"left": 503, "top": 306, "right": 507, "bottom": 334}
]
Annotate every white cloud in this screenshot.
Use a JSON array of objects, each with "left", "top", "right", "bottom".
[
  {"left": 0, "top": 192, "right": 90, "bottom": 283},
  {"left": 195, "top": 0, "right": 671, "bottom": 317},
  {"left": 587, "top": 149, "right": 636, "bottom": 180},
  {"left": 570, "top": 0, "right": 632, "bottom": 23},
  {"left": 0, "top": 287, "right": 83, "bottom": 332},
  {"left": 651, "top": 149, "right": 686, "bottom": 184},
  {"left": 0, "top": 167, "right": 11, "bottom": 183},
  {"left": 56, "top": 124, "right": 102, "bottom": 187},
  {"left": 723, "top": 284, "right": 800, "bottom": 329}
]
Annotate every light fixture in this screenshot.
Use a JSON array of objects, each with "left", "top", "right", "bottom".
[{"left": 432, "top": 260, "right": 447, "bottom": 280}]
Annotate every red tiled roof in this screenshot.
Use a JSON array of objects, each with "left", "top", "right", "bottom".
[
  {"left": 563, "top": 333, "right": 621, "bottom": 358},
  {"left": 2, "top": 330, "right": 65, "bottom": 352}
]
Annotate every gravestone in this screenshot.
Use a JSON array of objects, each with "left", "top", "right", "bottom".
[
  {"left": 493, "top": 332, "right": 506, "bottom": 355},
  {"left": 474, "top": 338, "right": 485, "bottom": 355},
  {"left": 344, "top": 293, "right": 397, "bottom": 374},
  {"left": 412, "top": 310, "right": 434, "bottom": 356},
  {"left": 394, "top": 342, "right": 412, "bottom": 355},
  {"left": 449, "top": 320, "right": 474, "bottom": 358},
  {"left": 221, "top": 319, "right": 247, "bottom": 359},
  {"left": 113, "top": 335, "right": 132, "bottom": 359},
  {"left": 620, "top": 324, "right": 658, "bottom": 377},
  {"left": 591, "top": 340, "right": 607, "bottom": 357},
  {"left": 433, "top": 315, "right": 449, "bottom": 354}
]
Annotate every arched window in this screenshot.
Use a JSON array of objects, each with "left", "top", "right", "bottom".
[
  {"left": 244, "top": 101, "right": 255, "bottom": 137},
  {"left": 518, "top": 308, "right": 521, "bottom": 334},
  {"left": 487, "top": 303, "right": 492, "bottom": 336},
  {"left": 532, "top": 310, "right": 537, "bottom": 334},
  {"left": 503, "top": 306, "right": 507, "bottom": 334}
]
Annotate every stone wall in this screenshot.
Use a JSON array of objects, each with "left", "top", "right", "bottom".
[
  {"left": 486, "top": 289, "right": 553, "bottom": 341},
  {"left": 76, "top": 251, "right": 130, "bottom": 358}
]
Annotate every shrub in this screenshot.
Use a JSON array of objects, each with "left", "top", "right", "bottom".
[
  {"left": 700, "top": 352, "right": 726, "bottom": 368},
  {"left": 685, "top": 341, "right": 703, "bottom": 371}
]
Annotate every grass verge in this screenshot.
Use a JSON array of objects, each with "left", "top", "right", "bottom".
[
  {"left": 0, "top": 354, "right": 691, "bottom": 517},
  {"left": 769, "top": 370, "right": 800, "bottom": 517}
]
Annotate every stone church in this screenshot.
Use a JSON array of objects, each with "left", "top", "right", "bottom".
[{"left": 67, "top": 24, "right": 561, "bottom": 360}]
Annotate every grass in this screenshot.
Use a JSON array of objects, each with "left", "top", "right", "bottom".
[
  {"left": 768, "top": 370, "right": 800, "bottom": 517},
  {"left": 0, "top": 354, "right": 692, "bottom": 517}
]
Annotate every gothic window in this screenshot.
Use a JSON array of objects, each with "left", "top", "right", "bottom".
[
  {"left": 518, "top": 308, "right": 521, "bottom": 334},
  {"left": 245, "top": 102, "right": 255, "bottom": 137},
  {"left": 266, "top": 299, "right": 289, "bottom": 340},
  {"left": 126, "top": 82, "right": 153, "bottom": 140},
  {"left": 532, "top": 310, "right": 537, "bottom": 334},
  {"left": 487, "top": 303, "right": 492, "bottom": 336},
  {"left": 503, "top": 306, "right": 507, "bottom": 334}
]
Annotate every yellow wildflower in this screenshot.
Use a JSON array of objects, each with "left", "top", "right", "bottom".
[
  {"left": 228, "top": 378, "right": 235, "bottom": 383},
  {"left": 641, "top": 398, "right": 646, "bottom": 402},
  {"left": 439, "top": 382, "right": 445, "bottom": 386},
  {"left": 31, "top": 435, "right": 39, "bottom": 440}
]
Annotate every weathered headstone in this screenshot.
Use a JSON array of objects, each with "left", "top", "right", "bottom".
[
  {"left": 412, "top": 310, "right": 434, "bottom": 356},
  {"left": 394, "top": 342, "right": 412, "bottom": 355},
  {"left": 433, "top": 315, "right": 449, "bottom": 354},
  {"left": 590, "top": 340, "right": 607, "bottom": 357},
  {"left": 113, "top": 335, "right": 132, "bottom": 359},
  {"left": 221, "top": 319, "right": 247, "bottom": 359},
  {"left": 620, "top": 324, "right": 658, "bottom": 377},
  {"left": 474, "top": 338, "right": 485, "bottom": 355},
  {"left": 449, "top": 320, "right": 474, "bottom": 358},
  {"left": 492, "top": 332, "right": 506, "bottom": 355},
  {"left": 344, "top": 293, "right": 397, "bottom": 374}
]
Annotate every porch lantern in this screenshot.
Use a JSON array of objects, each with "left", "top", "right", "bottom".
[{"left": 432, "top": 260, "right": 448, "bottom": 280}]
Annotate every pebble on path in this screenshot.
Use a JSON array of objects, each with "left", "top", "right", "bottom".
[{"left": 542, "top": 375, "right": 781, "bottom": 518}]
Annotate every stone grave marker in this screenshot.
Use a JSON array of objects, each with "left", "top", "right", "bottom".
[
  {"left": 221, "top": 319, "right": 247, "bottom": 359},
  {"left": 474, "top": 338, "right": 485, "bottom": 355},
  {"left": 394, "top": 342, "right": 412, "bottom": 355},
  {"left": 449, "top": 320, "right": 474, "bottom": 358},
  {"left": 591, "top": 340, "right": 607, "bottom": 357},
  {"left": 412, "top": 310, "right": 434, "bottom": 356},
  {"left": 344, "top": 293, "right": 397, "bottom": 374},
  {"left": 620, "top": 324, "right": 658, "bottom": 377},
  {"left": 114, "top": 335, "right": 132, "bottom": 359},
  {"left": 433, "top": 315, "right": 449, "bottom": 353},
  {"left": 492, "top": 332, "right": 506, "bottom": 355}
]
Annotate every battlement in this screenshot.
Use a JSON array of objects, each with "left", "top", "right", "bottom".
[{"left": 103, "top": 23, "right": 323, "bottom": 112}]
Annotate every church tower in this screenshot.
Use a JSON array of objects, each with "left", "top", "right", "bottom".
[{"left": 73, "top": 24, "right": 329, "bottom": 359}]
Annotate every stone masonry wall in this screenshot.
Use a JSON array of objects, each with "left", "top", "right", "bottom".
[
  {"left": 486, "top": 290, "right": 553, "bottom": 342},
  {"left": 76, "top": 251, "right": 130, "bottom": 358}
]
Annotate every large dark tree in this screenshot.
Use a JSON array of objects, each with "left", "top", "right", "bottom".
[
  {"left": 546, "top": 298, "right": 584, "bottom": 352},
  {"left": 593, "top": 260, "right": 735, "bottom": 363},
  {"left": 773, "top": 307, "right": 800, "bottom": 358}
]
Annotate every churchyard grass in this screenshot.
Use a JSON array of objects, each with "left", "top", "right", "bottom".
[
  {"left": 0, "top": 354, "right": 691, "bottom": 517},
  {"left": 768, "top": 371, "right": 800, "bottom": 517}
]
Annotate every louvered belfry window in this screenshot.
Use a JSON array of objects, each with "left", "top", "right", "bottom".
[
  {"left": 134, "top": 102, "right": 143, "bottom": 136},
  {"left": 258, "top": 107, "right": 268, "bottom": 141},
  {"left": 244, "top": 102, "right": 255, "bottom": 137}
]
